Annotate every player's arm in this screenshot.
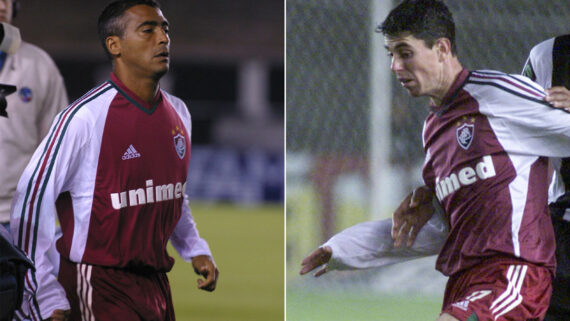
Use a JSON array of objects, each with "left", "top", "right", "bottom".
[
  {"left": 300, "top": 189, "right": 448, "bottom": 277},
  {"left": 521, "top": 43, "right": 570, "bottom": 122},
  {"left": 169, "top": 107, "right": 219, "bottom": 292},
  {"left": 481, "top": 74, "right": 570, "bottom": 158},
  {"left": 9, "top": 112, "right": 90, "bottom": 319},
  {"left": 392, "top": 185, "right": 439, "bottom": 248},
  {"left": 299, "top": 245, "right": 332, "bottom": 277},
  {"left": 191, "top": 254, "right": 219, "bottom": 292},
  {"left": 170, "top": 197, "right": 219, "bottom": 292},
  {"left": 45, "top": 309, "right": 71, "bottom": 321}
]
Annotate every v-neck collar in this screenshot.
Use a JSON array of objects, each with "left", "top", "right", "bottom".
[
  {"left": 430, "top": 68, "right": 470, "bottom": 116},
  {"left": 108, "top": 73, "right": 162, "bottom": 115}
]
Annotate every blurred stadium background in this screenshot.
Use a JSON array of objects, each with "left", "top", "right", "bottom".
[
  {"left": 14, "top": 1, "right": 284, "bottom": 320},
  {"left": 286, "top": 0, "right": 570, "bottom": 320}
]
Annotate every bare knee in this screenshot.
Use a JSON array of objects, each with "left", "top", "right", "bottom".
[{"left": 436, "top": 313, "right": 459, "bottom": 321}]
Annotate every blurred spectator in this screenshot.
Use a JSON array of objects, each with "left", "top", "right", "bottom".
[{"left": 0, "top": 0, "right": 68, "bottom": 231}]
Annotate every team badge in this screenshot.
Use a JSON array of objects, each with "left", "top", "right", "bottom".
[
  {"left": 456, "top": 123, "right": 474, "bottom": 150},
  {"left": 172, "top": 126, "right": 186, "bottom": 159},
  {"left": 19, "top": 87, "right": 32, "bottom": 103}
]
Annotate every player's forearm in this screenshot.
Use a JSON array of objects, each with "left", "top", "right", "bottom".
[
  {"left": 17, "top": 256, "right": 70, "bottom": 320},
  {"left": 324, "top": 210, "right": 447, "bottom": 271},
  {"left": 170, "top": 200, "right": 213, "bottom": 261},
  {"left": 35, "top": 286, "right": 71, "bottom": 321}
]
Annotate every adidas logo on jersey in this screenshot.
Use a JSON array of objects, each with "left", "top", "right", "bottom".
[
  {"left": 122, "top": 145, "right": 141, "bottom": 160},
  {"left": 435, "top": 155, "right": 496, "bottom": 202}
]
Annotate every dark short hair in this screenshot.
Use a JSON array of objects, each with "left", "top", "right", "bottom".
[
  {"left": 378, "top": 0, "right": 456, "bottom": 55},
  {"left": 97, "top": 0, "right": 161, "bottom": 59}
]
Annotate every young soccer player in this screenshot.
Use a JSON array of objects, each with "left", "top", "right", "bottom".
[{"left": 302, "top": 1, "right": 570, "bottom": 320}]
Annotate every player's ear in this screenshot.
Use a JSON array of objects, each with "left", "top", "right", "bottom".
[
  {"left": 435, "top": 37, "right": 452, "bottom": 61},
  {"left": 106, "top": 35, "right": 122, "bottom": 58}
]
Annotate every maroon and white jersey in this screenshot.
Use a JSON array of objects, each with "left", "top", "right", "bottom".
[
  {"left": 10, "top": 73, "right": 212, "bottom": 317},
  {"left": 423, "top": 69, "right": 570, "bottom": 277}
]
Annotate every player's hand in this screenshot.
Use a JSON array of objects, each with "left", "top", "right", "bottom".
[
  {"left": 299, "top": 246, "right": 332, "bottom": 277},
  {"left": 545, "top": 86, "right": 570, "bottom": 111},
  {"left": 392, "top": 185, "right": 435, "bottom": 248},
  {"left": 191, "top": 255, "right": 219, "bottom": 292},
  {"left": 44, "top": 309, "right": 70, "bottom": 321}
]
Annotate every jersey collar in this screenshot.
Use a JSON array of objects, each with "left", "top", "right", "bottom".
[
  {"left": 108, "top": 72, "right": 162, "bottom": 115},
  {"left": 430, "top": 68, "right": 470, "bottom": 116}
]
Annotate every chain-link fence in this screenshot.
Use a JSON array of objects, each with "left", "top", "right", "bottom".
[
  {"left": 287, "top": 0, "right": 570, "bottom": 319},
  {"left": 287, "top": 0, "right": 371, "bottom": 155}
]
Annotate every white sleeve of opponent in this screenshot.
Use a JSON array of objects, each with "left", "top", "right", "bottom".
[
  {"left": 521, "top": 38, "right": 554, "bottom": 89},
  {"left": 323, "top": 200, "right": 448, "bottom": 271}
]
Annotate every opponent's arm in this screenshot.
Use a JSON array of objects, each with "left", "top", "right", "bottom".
[
  {"left": 519, "top": 45, "right": 570, "bottom": 156},
  {"left": 521, "top": 41, "right": 570, "bottom": 111},
  {"left": 545, "top": 86, "right": 570, "bottom": 111}
]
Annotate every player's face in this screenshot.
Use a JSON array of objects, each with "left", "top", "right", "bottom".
[
  {"left": 116, "top": 5, "right": 170, "bottom": 79},
  {"left": 0, "top": 0, "right": 13, "bottom": 24},
  {"left": 385, "top": 34, "right": 445, "bottom": 99}
]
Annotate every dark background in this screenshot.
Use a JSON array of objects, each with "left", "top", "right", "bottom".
[{"left": 15, "top": 0, "right": 284, "bottom": 147}]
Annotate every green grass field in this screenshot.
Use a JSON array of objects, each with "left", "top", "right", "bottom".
[
  {"left": 287, "top": 289, "right": 442, "bottom": 321},
  {"left": 170, "top": 202, "right": 440, "bottom": 321},
  {"left": 167, "top": 202, "right": 284, "bottom": 321},
  {"left": 286, "top": 181, "right": 445, "bottom": 321}
]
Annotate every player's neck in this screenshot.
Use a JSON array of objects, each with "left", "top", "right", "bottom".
[
  {"left": 430, "top": 58, "right": 463, "bottom": 106},
  {"left": 113, "top": 68, "right": 160, "bottom": 104}
]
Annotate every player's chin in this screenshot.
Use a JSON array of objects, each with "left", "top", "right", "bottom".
[
  {"left": 153, "top": 65, "right": 169, "bottom": 79},
  {"left": 405, "top": 87, "right": 423, "bottom": 97}
]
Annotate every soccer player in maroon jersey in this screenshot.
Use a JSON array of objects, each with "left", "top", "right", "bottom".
[
  {"left": 382, "top": 0, "right": 568, "bottom": 319},
  {"left": 10, "top": 1, "right": 219, "bottom": 320},
  {"left": 301, "top": 34, "right": 570, "bottom": 320},
  {"left": 302, "top": 1, "right": 570, "bottom": 320}
]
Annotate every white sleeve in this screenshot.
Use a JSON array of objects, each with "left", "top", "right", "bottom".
[
  {"left": 521, "top": 38, "right": 554, "bottom": 89},
  {"left": 170, "top": 197, "right": 213, "bottom": 262},
  {"left": 168, "top": 106, "right": 213, "bottom": 262},
  {"left": 472, "top": 74, "right": 570, "bottom": 158},
  {"left": 323, "top": 200, "right": 448, "bottom": 271},
  {"left": 521, "top": 39, "right": 566, "bottom": 202},
  {"left": 9, "top": 112, "right": 89, "bottom": 318}
]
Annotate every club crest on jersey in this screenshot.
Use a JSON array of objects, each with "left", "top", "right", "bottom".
[
  {"left": 172, "top": 126, "right": 186, "bottom": 159},
  {"left": 456, "top": 123, "right": 474, "bottom": 150}
]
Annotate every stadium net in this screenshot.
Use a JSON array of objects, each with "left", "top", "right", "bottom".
[{"left": 286, "top": 0, "right": 570, "bottom": 295}]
